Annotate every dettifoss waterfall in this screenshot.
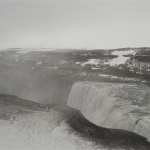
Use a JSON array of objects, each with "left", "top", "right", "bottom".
[
  {"left": 67, "top": 82, "right": 150, "bottom": 142},
  {"left": 1, "top": 82, "right": 150, "bottom": 149}
]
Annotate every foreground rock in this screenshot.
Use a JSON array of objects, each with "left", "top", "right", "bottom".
[{"left": 0, "top": 94, "right": 150, "bottom": 149}]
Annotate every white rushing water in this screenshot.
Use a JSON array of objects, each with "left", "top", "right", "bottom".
[
  {"left": 67, "top": 82, "right": 150, "bottom": 142},
  {"left": 0, "top": 92, "right": 150, "bottom": 149}
]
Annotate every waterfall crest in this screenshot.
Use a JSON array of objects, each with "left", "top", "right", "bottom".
[
  {"left": 67, "top": 82, "right": 150, "bottom": 141},
  {"left": 1, "top": 93, "right": 150, "bottom": 149}
]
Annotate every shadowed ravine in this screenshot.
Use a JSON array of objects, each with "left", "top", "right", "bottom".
[{"left": 0, "top": 94, "right": 150, "bottom": 149}]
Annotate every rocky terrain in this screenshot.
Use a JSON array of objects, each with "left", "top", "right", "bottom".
[
  {"left": 0, "top": 48, "right": 150, "bottom": 149},
  {"left": 0, "top": 47, "right": 150, "bottom": 104}
]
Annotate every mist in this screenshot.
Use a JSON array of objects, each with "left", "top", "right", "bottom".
[{"left": 0, "top": 57, "right": 74, "bottom": 104}]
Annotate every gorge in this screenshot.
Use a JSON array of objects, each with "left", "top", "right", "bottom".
[{"left": 0, "top": 48, "right": 150, "bottom": 149}]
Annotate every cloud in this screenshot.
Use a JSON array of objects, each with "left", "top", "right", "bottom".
[{"left": 0, "top": 1, "right": 150, "bottom": 49}]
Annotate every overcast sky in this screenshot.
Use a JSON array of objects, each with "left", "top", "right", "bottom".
[{"left": 0, "top": 1, "right": 150, "bottom": 49}]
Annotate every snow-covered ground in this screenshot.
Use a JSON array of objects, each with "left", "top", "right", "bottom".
[
  {"left": 77, "top": 49, "right": 137, "bottom": 68},
  {"left": 36, "top": 62, "right": 43, "bottom": 65},
  {"left": 81, "top": 59, "right": 100, "bottom": 66},
  {"left": 0, "top": 48, "right": 150, "bottom": 86},
  {"left": 98, "top": 73, "right": 145, "bottom": 82},
  {"left": 105, "top": 50, "right": 136, "bottom": 66}
]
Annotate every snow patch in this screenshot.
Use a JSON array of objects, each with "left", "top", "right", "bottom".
[
  {"left": 49, "top": 67, "right": 58, "bottom": 70},
  {"left": 92, "top": 67, "right": 99, "bottom": 70},
  {"left": 36, "top": 62, "right": 43, "bottom": 65},
  {"left": 75, "top": 62, "right": 81, "bottom": 65},
  {"left": 105, "top": 50, "right": 136, "bottom": 66},
  {"left": 112, "top": 50, "right": 136, "bottom": 56},
  {"left": 81, "top": 59, "right": 100, "bottom": 67},
  {"left": 98, "top": 74, "right": 143, "bottom": 82}
]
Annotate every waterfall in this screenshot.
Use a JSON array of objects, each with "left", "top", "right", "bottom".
[
  {"left": 67, "top": 82, "right": 150, "bottom": 142},
  {"left": 1, "top": 93, "right": 150, "bottom": 149}
]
